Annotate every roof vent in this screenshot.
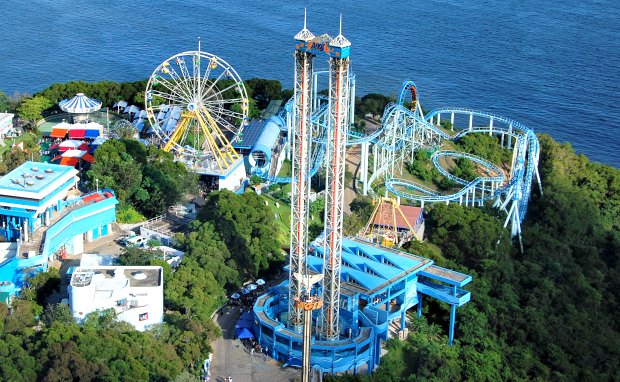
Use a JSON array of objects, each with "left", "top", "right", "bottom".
[
  {"left": 26, "top": 181, "right": 35, "bottom": 186},
  {"left": 36, "top": 175, "right": 44, "bottom": 180},
  {"left": 31, "top": 167, "right": 39, "bottom": 172},
  {"left": 45, "top": 169, "right": 54, "bottom": 173},
  {"left": 23, "top": 173, "right": 31, "bottom": 178},
  {"left": 132, "top": 272, "right": 147, "bottom": 280}
]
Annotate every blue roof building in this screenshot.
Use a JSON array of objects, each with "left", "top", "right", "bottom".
[
  {"left": 0, "top": 162, "right": 118, "bottom": 301},
  {"left": 234, "top": 116, "right": 285, "bottom": 171},
  {"left": 253, "top": 237, "right": 472, "bottom": 375}
]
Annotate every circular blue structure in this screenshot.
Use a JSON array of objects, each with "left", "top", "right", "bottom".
[{"left": 252, "top": 237, "right": 473, "bottom": 375}]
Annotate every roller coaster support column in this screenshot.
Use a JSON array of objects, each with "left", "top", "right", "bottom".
[
  {"left": 361, "top": 141, "right": 369, "bottom": 195},
  {"left": 449, "top": 304, "right": 456, "bottom": 346},
  {"left": 321, "top": 21, "right": 351, "bottom": 341},
  {"left": 450, "top": 112, "right": 454, "bottom": 131},
  {"left": 349, "top": 73, "right": 356, "bottom": 125},
  {"left": 469, "top": 113, "right": 473, "bottom": 131},
  {"left": 289, "top": 14, "right": 316, "bottom": 333},
  {"left": 313, "top": 71, "right": 319, "bottom": 111}
]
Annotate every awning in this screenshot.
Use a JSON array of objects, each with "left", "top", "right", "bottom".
[
  {"left": 60, "top": 157, "right": 79, "bottom": 167},
  {"left": 62, "top": 149, "right": 87, "bottom": 158},
  {"left": 59, "top": 139, "right": 84, "bottom": 151},
  {"left": 235, "top": 327, "right": 254, "bottom": 339},
  {"left": 81, "top": 154, "right": 95, "bottom": 163},
  {"left": 49, "top": 143, "right": 60, "bottom": 150},
  {"left": 78, "top": 142, "right": 90, "bottom": 151},
  {"left": 84, "top": 129, "right": 100, "bottom": 138},
  {"left": 69, "top": 129, "right": 86, "bottom": 139},
  {"left": 50, "top": 128, "right": 68, "bottom": 138},
  {"left": 51, "top": 155, "right": 62, "bottom": 162}
]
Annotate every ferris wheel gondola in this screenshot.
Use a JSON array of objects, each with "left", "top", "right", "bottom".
[{"left": 145, "top": 44, "right": 249, "bottom": 174}]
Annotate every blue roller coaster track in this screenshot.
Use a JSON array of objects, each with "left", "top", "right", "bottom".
[{"left": 259, "top": 77, "right": 542, "bottom": 245}]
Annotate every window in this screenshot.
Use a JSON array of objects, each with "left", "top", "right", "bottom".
[{"left": 139, "top": 312, "right": 148, "bottom": 321}]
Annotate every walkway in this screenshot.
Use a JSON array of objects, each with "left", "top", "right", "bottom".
[{"left": 210, "top": 305, "right": 299, "bottom": 382}]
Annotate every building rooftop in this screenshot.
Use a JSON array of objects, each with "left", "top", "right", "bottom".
[
  {"left": 309, "top": 237, "right": 432, "bottom": 295},
  {"left": 372, "top": 204, "right": 423, "bottom": 230},
  {"left": 0, "top": 161, "right": 78, "bottom": 198},
  {"left": 71, "top": 266, "right": 162, "bottom": 288}
]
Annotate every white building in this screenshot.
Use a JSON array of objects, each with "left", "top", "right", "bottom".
[
  {"left": 69, "top": 266, "right": 163, "bottom": 331},
  {"left": 0, "top": 113, "right": 14, "bottom": 137}
]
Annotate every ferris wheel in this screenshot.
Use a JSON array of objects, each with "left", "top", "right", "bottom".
[{"left": 145, "top": 45, "right": 249, "bottom": 174}]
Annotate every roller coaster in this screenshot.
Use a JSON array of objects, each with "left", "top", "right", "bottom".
[{"left": 258, "top": 77, "right": 542, "bottom": 245}]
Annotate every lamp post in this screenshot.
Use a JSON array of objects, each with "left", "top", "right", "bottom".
[{"left": 96, "top": 179, "right": 99, "bottom": 193}]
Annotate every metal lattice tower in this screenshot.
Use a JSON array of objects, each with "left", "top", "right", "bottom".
[
  {"left": 321, "top": 17, "right": 351, "bottom": 341},
  {"left": 288, "top": 10, "right": 315, "bottom": 333}
]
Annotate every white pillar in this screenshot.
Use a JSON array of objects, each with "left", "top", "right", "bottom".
[
  {"left": 450, "top": 112, "right": 454, "bottom": 131},
  {"left": 349, "top": 76, "right": 356, "bottom": 125},
  {"left": 373, "top": 144, "right": 378, "bottom": 174},
  {"left": 23, "top": 219, "right": 29, "bottom": 242},
  {"left": 362, "top": 142, "right": 369, "bottom": 195},
  {"left": 469, "top": 113, "right": 473, "bottom": 131},
  {"left": 489, "top": 117, "right": 494, "bottom": 136},
  {"left": 437, "top": 113, "right": 441, "bottom": 126}
]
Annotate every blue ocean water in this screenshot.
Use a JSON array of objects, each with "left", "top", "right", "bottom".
[{"left": 0, "top": 0, "right": 618, "bottom": 167}]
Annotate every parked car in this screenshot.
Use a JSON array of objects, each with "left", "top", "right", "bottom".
[{"left": 124, "top": 235, "right": 148, "bottom": 248}]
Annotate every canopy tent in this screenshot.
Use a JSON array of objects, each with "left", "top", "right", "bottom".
[
  {"left": 78, "top": 142, "right": 90, "bottom": 151},
  {"left": 81, "top": 153, "right": 95, "bottom": 163},
  {"left": 69, "top": 129, "right": 86, "bottom": 139},
  {"left": 84, "top": 121, "right": 102, "bottom": 130},
  {"left": 247, "top": 284, "right": 257, "bottom": 291},
  {"left": 256, "top": 279, "right": 266, "bottom": 286},
  {"left": 59, "top": 139, "right": 85, "bottom": 151},
  {"left": 231, "top": 293, "right": 241, "bottom": 299},
  {"left": 59, "top": 93, "right": 102, "bottom": 114},
  {"left": 112, "top": 100, "right": 128, "bottom": 109},
  {"left": 60, "top": 157, "right": 79, "bottom": 167},
  {"left": 84, "top": 129, "right": 100, "bottom": 138},
  {"left": 54, "top": 122, "right": 72, "bottom": 130},
  {"left": 239, "top": 311, "right": 253, "bottom": 322},
  {"left": 61, "top": 149, "right": 88, "bottom": 158},
  {"left": 235, "top": 327, "right": 254, "bottom": 339},
  {"left": 50, "top": 127, "right": 68, "bottom": 138}
]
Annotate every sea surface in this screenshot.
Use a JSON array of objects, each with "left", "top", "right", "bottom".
[{"left": 0, "top": 0, "right": 618, "bottom": 167}]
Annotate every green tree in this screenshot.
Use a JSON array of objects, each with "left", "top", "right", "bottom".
[
  {"left": 17, "top": 96, "right": 52, "bottom": 126},
  {"left": 198, "top": 190, "right": 283, "bottom": 277},
  {"left": 0, "top": 91, "right": 12, "bottom": 112}
]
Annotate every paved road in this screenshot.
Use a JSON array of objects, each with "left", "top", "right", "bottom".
[{"left": 210, "top": 305, "right": 300, "bottom": 382}]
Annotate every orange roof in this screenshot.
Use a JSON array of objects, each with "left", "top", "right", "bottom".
[
  {"left": 59, "top": 157, "right": 79, "bottom": 167},
  {"left": 372, "top": 204, "right": 423, "bottom": 230},
  {"left": 50, "top": 128, "right": 68, "bottom": 138},
  {"left": 81, "top": 153, "right": 95, "bottom": 163}
]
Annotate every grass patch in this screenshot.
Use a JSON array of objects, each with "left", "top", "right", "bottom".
[{"left": 261, "top": 194, "right": 322, "bottom": 246}]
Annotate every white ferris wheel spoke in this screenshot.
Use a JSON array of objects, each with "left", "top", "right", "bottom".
[
  {"left": 156, "top": 74, "right": 193, "bottom": 104},
  {"left": 203, "top": 82, "right": 241, "bottom": 103},
  {"left": 166, "top": 66, "right": 195, "bottom": 102},
  {"left": 150, "top": 90, "right": 186, "bottom": 106}
]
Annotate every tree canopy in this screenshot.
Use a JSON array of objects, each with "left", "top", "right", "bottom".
[
  {"left": 196, "top": 190, "right": 284, "bottom": 278},
  {"left": 87, "top": 139, "right": 197, "bottom": 219},
  {"left": 17, "top": 96, "right": 52, "bottom": 125}
]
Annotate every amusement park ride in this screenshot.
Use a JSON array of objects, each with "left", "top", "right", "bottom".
[
  {"left": 142, "top": 12, "right": 541, "bottom": 381},
  {"left": 145, "top": 39, "right": 249, "bottom": 190}
]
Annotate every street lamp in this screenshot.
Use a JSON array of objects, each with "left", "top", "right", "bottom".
[{"left": 96, "top": 179, "right": 99, "bottom": 193}]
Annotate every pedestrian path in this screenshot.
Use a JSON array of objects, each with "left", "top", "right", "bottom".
[{"left": 210, "top": 305, "right": 299, "bottom": 382}]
